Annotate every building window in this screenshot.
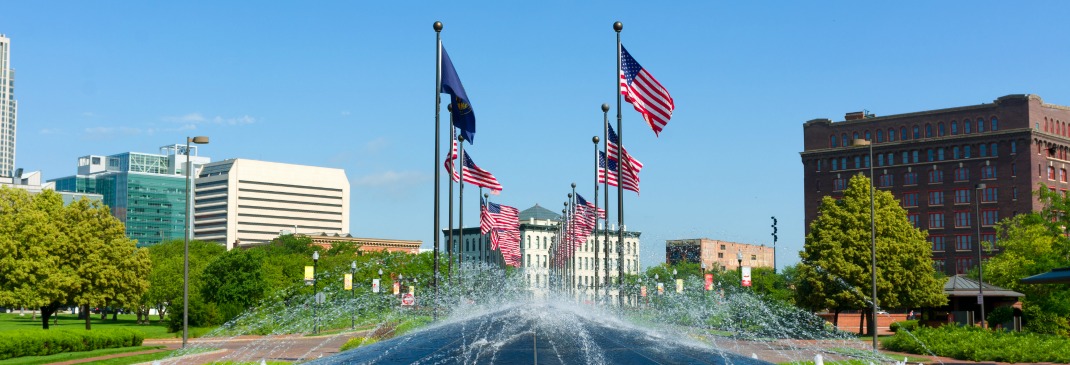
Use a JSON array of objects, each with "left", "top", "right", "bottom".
[
  {"left": 833, "top": 178, "right": 847, "bottom": 191},
  {"left": 901, "top": 127, "right": 908, "bottom": 140},
  {"left": 853, "top": 132, "right": 860, "bottom": 141},
  {"left": 902, "top": 151, "right": 909, "bottom": 164},
  {"left": 841, "top": 157, "right": 847, "bottom": 170},
  {"left": 830, "top": 135, "right": 838, "bottom": 147},
  {"left": 964, "top": 119, "right": 972, "bottom": 133},
  {"left": 929, "top": 213, "right": 945, "bottom": 229},
  {"left": 979, "top": 144, "right": 987, "bottom": 157},
  {"left": 889, "top": 128, "right": 896, "bottom": 141},
  {"left": 1049, "top": 166, "right": 1057, "bottom": 180},
  {"left": 929, "top": 169, "right": 944, "bottom": 184},
  {"left": 982, "top": 233, "right": 996, "bottom": 245},
  {"left": 888, "top": 153, "right": 895, "bottom": 166},
  {"left": 841, "top": 133, "right": 848, "bottom": 146},
  {"left": 929, "top": 191, "right": 945, "bottom": 205},
  {"left": 902, "top": 192, "right": 919, "bottom": 207},
  {"left": 879, "top": 174, "right": 893, "bottom": 187},
  {"left": 717, "top": 252, "right": 723, "bottom": 258},
  {"left": 955, "top": 235, "right": 973, "bottom": 251},
  {"left": 956, "top": 258, "right": 974, "bottom": 274},
  {"left": 938, "top": 148, "right": 945, "bottom": 160},
  {"left": 908, "top": 213, "right": 920, "bottom": 228},
  {"left": 992, "top": 117, "right": 998, "bottom": 131},
  {"left": 977, "top": 118, "right": 986, "bottom": 133},
  {"left": 990, "top": 142, "right": 998, "bottom": 157},
  {"left": 864, "top": 155, "right": 870, "bottom": 168},
  {"left": 951, "top": 121, "right": 958, "bottom": 135},
  {"left": 953, "top": 146, "right": 961, "bottom": 159},
  {"left": 964, "top": 145, "right": 972, "bottom": 158},
  {"left": 912, "top": 150, "right": 920, "bottom": 163},
  {"left": 982, "top": 209, "right": 999, "bottom": 226},
  {"left": 954, "top": 188, "right": 971, "bottom": 204},
  {"left": 877, "top": 154, "right": 885, "bottom": 166},
  {"left": 832, "top": 159, "right": 839, "bottom": 170},
  {"left": 854, "top": 156, "right": 861, "bottom": 169},
  {"left": 955, "top": 211, "right": 972, "bottom": 227},
  {"left": 1062, "top": 168, "right": 1068, "bottom": 182},
  {"left": 927, "top": 149, "right": 935, "bottom": 162},
  {"left": 1011, "top": 141, "right": 1017, "bottom": 154},
  {"left": 938, "top": 122, "right": 946, "bottom": 136},
  {"left": 876, "top": 130, "right": 884, "bottom": 142},
  {"left": 865, "top": 131, "right": 871, "bottom": 141},
  {"left": 981, "top": 165, "right": 997, "bottom": 179},
  {"left": 1013, "top": 187, "right": 1018, "bottom": 200},
  {"left": 904, "top": 172, "right": 918, "bottom": 185},
  {"left": 954, "top": 167, "right": 969, "bottom": 181},
  {"left": 982, "top": 186, "right": 998, "bottom": 202},
  {"left": 930, "top": 235, "right": 946, "bottom": 251},
  {"left": 925, "top": 124, "right": 933, "bottom": 137},
  {"left": 912, "top": 126, "right": 920, "bottom": 139}
]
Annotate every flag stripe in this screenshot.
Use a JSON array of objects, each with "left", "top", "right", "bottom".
[{"left": 619, "top": 45, "right": 674, "bottom": 137}]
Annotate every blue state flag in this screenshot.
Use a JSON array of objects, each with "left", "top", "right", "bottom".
[{"left": 441, "top": 46, "right": 475, "bottom": 144}]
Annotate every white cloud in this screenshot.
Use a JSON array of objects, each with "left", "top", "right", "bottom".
[
  {"left": 163, "top": 113, "right": 255, "bottom": 126},
  {"left": 353, "top": 170, "right": 429, "bottom": 188},
  {"left": 363, "top": 137, "right": 389, "bottom": 154},
  {"left": 39, "top": 128, "right": 63, "bottom": 135}
]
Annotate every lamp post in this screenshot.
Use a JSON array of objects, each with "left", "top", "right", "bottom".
[
  {"left": 736, "top": 250, "right": 743, "bottom": 286},
  {"left": 399, "top": 274, "right": 405, "bottom": 299},
  {"left": 378, "top": 268, "right": 384, "bottom": 298},
  {"left": 312, "top": 251, "right": 319, "bottom": 334},
  {"left": 976, "top": 183, "right": 986, "bottom": 329},
  {"left": 854, "top": 138, "right": 878, "bottom": 351},
  {"left": 182, "top": 136, "right": 208, "bottom": 349},
  {"left": 350, "top": 261, "right": 356, "bottom": 329}
]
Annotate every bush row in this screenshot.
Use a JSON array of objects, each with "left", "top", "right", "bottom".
[
  {"left": 883, "top": 324, "right": 1070, "bottom": 363},
  {"left": 0, "top": 328, "right": 144, "bottom": 359}
]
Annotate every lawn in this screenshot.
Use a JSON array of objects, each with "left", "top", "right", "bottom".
[
  {"left": 0, "top": 312, "right": 177, "bottom": 339},
  {"left": 0, "top": 346, "right": 165, "bottom": 365}
]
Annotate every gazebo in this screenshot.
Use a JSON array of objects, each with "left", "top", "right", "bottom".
[{"left": 920, "top": 275, "right": 1024, "bottom": 329}]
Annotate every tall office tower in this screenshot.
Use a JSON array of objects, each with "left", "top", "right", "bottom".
[{"left": 0, "top": 34, "right": 17, "bottom": 177}]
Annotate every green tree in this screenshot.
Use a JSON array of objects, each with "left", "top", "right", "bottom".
[
  {"left": 984, "top": 186, "right": 1070, "bottom": 335},
  {"left": 144, "top": 239, "right": 225, "bottom": 323},
  {"left": 200, "top": 249, "right": 268, "bottom": 321},
  {"left": 796, "top": 174, "right": 945, "bottom": 333},
  {"left": 0, "top": 188, "right": 74, "bottom": 329}
]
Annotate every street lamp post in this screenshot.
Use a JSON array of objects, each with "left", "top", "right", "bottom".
[
  {"left": 855, "top": 138, "right": 878, "bottom": 351},
  {"left": 736, "top": 251, "right": 743, "bottom": 286},
  {"left": 351, "top": 261, "right": 357, "bottom": 330},
  {"left": 182, "top": 136, "right": 208, "bottom": 349},
  {"left": 976, "top": 183, "right": 986, "bottom": 329},
  {"left": 399, "top": 274, "right": 405, "bottom": 300},
  {"left": 378, "top": 268, "right": 384, "bottom": 298},
  {"left": 312, "top": 251, "right": 319, "bottom": 334}
]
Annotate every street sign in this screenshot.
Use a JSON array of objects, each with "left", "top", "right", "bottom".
[
  {"left": 372, "top": 279, "right": 380, "bottom": 293},
  {"left": 704, "top": 273, "right": 714, "bottom": 291},
  {"left": 344, "top": 274, "right": 352, "bottom": 291},
  {"left": 315, "top": 292, "right": 325, "bottom": 304},
  {"left": 977, "top": 294, "right": 984, "bottom": 304},
  {"left": 742, "top": 266, "right": 752, "bottom": 287},
  {"left": 401, "top": 293, "right": 415, "bottom": 306}
]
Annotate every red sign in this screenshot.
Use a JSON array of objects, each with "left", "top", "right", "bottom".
[
  {"left": 742, "top": 266, "right": 752, "bottom": 287},
  {"left": 401, "top": 293, "right": 415, "bottom": 306},
  {"left": 704, "top": 273, "right": 714, "bottom": 291}
]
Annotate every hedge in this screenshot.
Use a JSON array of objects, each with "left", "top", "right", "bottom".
[
  {"left": 0, "top": 328, "right": 144, "bottom": 359},
  {"left": 883, "top": 324, "right": 1070, "bottom": 363}
]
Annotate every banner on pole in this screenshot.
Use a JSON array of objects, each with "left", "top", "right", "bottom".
[
  {"left": 657, "top": 282, "right": 664, "bottom": 295},
  {"left": 704, "top": 273, "right": 714, "bottom": 291},
  {"left": 640, "top": 286, "right": 647, "bottom": 297},
  {"left": 304, "top": 266, "right": 314, "bottom": 285},
  {"left": 393, "top": 281, "right": 400, "bottom": 295},
  {"left": 675, "top": 279, "right": 683, "bottom": 293},
  {"left": 372, "top": 278, "right": 380, "bottom": 293},
  {"left": 742, "top": 266, "right": 752, "bottom": 287},
  {"left": 344, "top": 274, "right": 352, "bottom": 290}
]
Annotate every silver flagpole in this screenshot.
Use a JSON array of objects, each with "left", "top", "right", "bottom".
[
  {"left": 602, "top": 103, "right": 610, "bottom": 302},
  {"left": 614, "top": 20, "right": 624, "bottom": 308},
  {"left": 592, "top": 135, "right": 600, "bottom": 300},
  {"left": 433, "top": 21, "right": 442, "bottom": 316},
  {"left": 459, "top": 134, "right": 466, "bottom": 285}
]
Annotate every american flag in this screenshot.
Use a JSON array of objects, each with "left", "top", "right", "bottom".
[
  {"left": 480, "top": 198, "right": 494, "bottom": 235},
  {"left": 607, "top": 125, "right": 645, "bottom": 182},
  {"left": 598, "top": 151, "right": 639, "bottom": 194},
  {"left": 446, "top": 150, "right": 503, "bottom": 194},
  {"left": 620, "top": 45, "right": 674, "bottom": 137},
  {"left": 485, "top": 201, "right": 520, "bottom": 263},
  {"left": 575, "top": 194, "right": 604, "bottom": 220}
]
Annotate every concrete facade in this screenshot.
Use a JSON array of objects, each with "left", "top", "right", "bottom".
[
  {"left": 665, "top": 238, "right": 774, "bottom": 271},
  {"left": 193, "top": 159, "right": 350, "bottom": 250},
  {"left": 0, "top": 35, "right": 17, "bottom": 177},
  {"left": 800, "top": 94, "right": 1070, "bottom": 275}
]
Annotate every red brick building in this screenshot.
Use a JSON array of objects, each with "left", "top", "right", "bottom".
[{"left": 800, "top": 94, "right": 1070, "bottom": 275}]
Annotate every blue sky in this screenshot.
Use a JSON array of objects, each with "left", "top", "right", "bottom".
[{"left": 4, "top": 1, "right": 1070, "bottom": 269}]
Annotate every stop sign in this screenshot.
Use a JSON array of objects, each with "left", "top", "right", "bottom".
[{"left": 401, "top": 293, "right": 415, "bottom": 306}]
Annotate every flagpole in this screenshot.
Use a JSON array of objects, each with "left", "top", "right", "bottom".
[
  {"left": 459, "top": 134, "right": 466, "bottom": 282},
  {"left": 447, "top": 122, "right": 455, "bottom": 284},
  {"left": 592, "top": 135, "right": 600, "bottom": 301},
  {"left": 601, "top": 103, "right": 610, "bottom": 303},
  {"left": 433, "top": 21, "right": 442, "bottom": 316},
  {"left": 614, "top": 20, "right": 624, "bottom": 308},
  {"left": 571, "top": 183, "right": 577, "bottom": 299},
  {"left": 479, "top": 187, "right": 484, "bottom": 268}
]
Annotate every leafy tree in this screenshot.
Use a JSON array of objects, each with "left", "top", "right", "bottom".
[
  {"left": 200, "top": 249, "right": 268, "bottom": 321},
  {"left": 796, "top": 174, "right": 946, "bottom": 334},
  {"left": 984, "top": 186, "right": 1070, "bottom": 335},
  {"left": 144, "top": 239, "right": 225, "bottom": 323}
]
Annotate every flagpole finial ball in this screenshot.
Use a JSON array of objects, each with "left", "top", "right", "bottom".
[
  {"left": 572, "top": 182, "right": 576, "bottom": 188},
  {"left": 484, "top": 193, "right": 489, "bottom": 199},
  {"left": 602, "top": 103, "right": 610, "bottom": 112},
  {"left": 593, "top": 136, "right": 599, "bottom": 144},
  {"left": 613, "top": 22, "right": 623, "bottom": 32},
  {"left": 458, "top": 134, "right": 465, "bottom": 142},
  {"left": 433, "top": 21, "right": 443, "bottom": 32}
]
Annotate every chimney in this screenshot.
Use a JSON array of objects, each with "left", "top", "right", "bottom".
[{"left": 845, "top": 111, "right": 866, "bottom": 121}]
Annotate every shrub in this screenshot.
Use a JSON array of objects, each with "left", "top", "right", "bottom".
[
  {"left": 889, "top": 320, "right": 918, "bottom": 333},
  {"left": 883, "top": 324, "right": 1070, "bottom": 363},
  {"left": 339, "top": 336, "right": 379, "bottom": 352},
  {"left": 986, "top": 306, "right": 1013, "bottom": 328},
  {"left": 0, "top": 328, "right": 144, "bottom": 360}
]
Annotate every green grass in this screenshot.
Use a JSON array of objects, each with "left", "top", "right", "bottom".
[
  {"left": 0, "top": 345, "right": 164, "bottom": 365},
  {"left": 0, "top": 312, "right": 219, "bottom": 339}
]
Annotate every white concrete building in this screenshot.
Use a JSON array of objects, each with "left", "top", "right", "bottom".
[
  {"left": 1, "top": 169, "right": 102, "bottom": 205},
  {"left": 0, "top": 34, "right": 18, "bottom": 177},
  {"left": 193, "top": 159, "right": 350, "bottom": 250},
  {"left": 448, "top": 204, "right": 641, "bottom": 304}
]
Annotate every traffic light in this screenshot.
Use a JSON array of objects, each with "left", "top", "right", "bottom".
[{"left": 771, "top": 216, "right": 778, "bottom": 243}]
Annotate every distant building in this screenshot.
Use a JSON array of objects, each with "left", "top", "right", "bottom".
[
  {"left": 445, "top": 204, "right": 642, "bottom": 304},
  {"left": 800, "top": 94, "right": 1070, "bottom": 275},
  {"left": 0, "top": 169, "right": 102, "bottom": 204},
  {"left": 50, "top": 145, "right": 210, "bottom": 246},
  {"left": 665, "top": 238, "right": 774, "bottom": 271},
  {"left": 297, "top": 232, "right": 420, "bottom": 254},
  {"left": 0, "top": 34, "right": 17, "bottom": 177},
  {"left": 193, "top": 159, "right": 350, "bottom": 250}
]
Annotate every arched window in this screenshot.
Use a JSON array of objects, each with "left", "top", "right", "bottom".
[
  {"left": 876, "top": 129, "right": 884, "bottom": 142},
  {"left": 913, "top": 125, "right": 920, "bottom": 139},
  {"left": 925, "top": 124, "right": 933, "bottom": 137},
  {"left": 830, "top": 135, "right": 838, "bottom": 147},
  {"left": 938, "top": 122, "right": 946, "bottom": 136},
  {"left": 865, "top": 130, "right": 871, "bottom": 141},
  {"left": 889, "top": 128, "right": 897, "bottom": 141},
  {"left": 901, "top": 127, "right": 908, "bottom": 140},
  {"left": 991, "top": 117, "right": 998, "bottom": 131},
  {"left": 951, "top": 121, "right": 958, "bottom": 134},
  {"left": 964, "top": 119, "right": 972, "bottom": 133},
  {"left": 977, "top": 118, "right": 985, "bottom": 133},
  {"left": 841, "top": 133, "right": 848, "bottom": 145},
  {"left": 853, "top": 132, "right": 860, "bottom": 141}
]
